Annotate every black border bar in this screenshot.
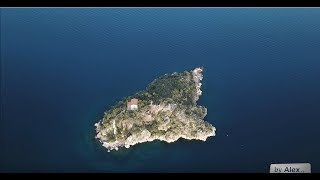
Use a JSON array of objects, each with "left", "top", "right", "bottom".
[{"left": 1, "top": 0, "right": 320, "bottom": 7}]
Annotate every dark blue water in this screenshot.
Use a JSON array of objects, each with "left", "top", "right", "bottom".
[{"left": 1, "top": 8, "right": 320, "bottom": 173}]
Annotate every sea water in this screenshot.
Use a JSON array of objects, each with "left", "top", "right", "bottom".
[{"left": 1, "top": 8, "right": 320, "bottom": 172}]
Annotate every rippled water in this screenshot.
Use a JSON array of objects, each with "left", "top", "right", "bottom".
[{"left": 1, "top": 8, "right": 320, "bottom": 172}]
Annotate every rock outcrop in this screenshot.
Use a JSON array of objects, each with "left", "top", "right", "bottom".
[{"left": 95, "top": 67, "right": 216, "bottom": 151}]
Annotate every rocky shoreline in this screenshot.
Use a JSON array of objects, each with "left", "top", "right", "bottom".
[
  {"left": 95, "top": 67, "right": 216, "bottom": 151},
  {"left": 192, "top": 67, "right": 203, "bottom": 103},
  {"left": 95, "top": 117, "right": 216, "bottom": 152}
]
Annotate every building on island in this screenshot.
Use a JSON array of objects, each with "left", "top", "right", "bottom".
[{"left": 127, "top": 98, "right": 139, "bottom": 110}]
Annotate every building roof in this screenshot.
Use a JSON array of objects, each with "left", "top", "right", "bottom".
[{"left": 127, "top": 98, "right": 139, "bottom": 106}]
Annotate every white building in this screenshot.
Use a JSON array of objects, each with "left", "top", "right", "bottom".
[{"left": 127, "top": 98, "right": 139, "bottom": 110}]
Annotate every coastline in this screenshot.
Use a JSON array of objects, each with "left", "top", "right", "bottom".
[{"left": 94, "top": 67, "right": 216, "bottom": 152}]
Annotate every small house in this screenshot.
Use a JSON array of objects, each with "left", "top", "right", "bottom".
[{"left": 127, "top": 98, "right": 139, "bottom": 110}]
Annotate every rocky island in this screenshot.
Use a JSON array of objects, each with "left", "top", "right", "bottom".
[{"left": 95, "top": 67, "right": 216, "bottom": 151}]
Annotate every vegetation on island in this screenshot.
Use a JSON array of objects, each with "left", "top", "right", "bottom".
[{"left": 96, "top": 68, "right": 215, "bottom": 150}]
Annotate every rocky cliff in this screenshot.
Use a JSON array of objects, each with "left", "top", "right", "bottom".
[{"left": 95, "top": 67, "right": 216, "bottom": 151}]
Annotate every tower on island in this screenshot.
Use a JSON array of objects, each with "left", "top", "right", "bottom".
[{"left": 127, "top": 98, "right": 139, "bottom": 110}]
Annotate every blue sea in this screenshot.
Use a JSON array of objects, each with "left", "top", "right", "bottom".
[{"left": 1, "top": 8, "right": 320, "bottom": 173}]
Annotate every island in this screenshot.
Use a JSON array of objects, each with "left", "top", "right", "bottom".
[{"left": 95, "top": 67, "right": 216, "bottom": 152}]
